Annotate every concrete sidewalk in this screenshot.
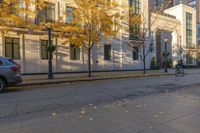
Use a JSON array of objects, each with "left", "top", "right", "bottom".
[{"left": 20, "top": 70, "right": 173, "bottom": 86}]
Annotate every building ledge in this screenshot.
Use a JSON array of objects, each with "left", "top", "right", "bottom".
[
  {"left": 185, "top": 45, "right": 196, "bottom": 50},
  {"left": 128, "top": 38, "right": 143, "bottom": 45}
]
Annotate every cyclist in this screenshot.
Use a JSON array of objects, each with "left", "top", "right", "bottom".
[
  {"left": 175, "top": 60, "right": 184, "bottom": 76},
  {"left": 175, "top": 60, "right": 183, "bottom": 70}
]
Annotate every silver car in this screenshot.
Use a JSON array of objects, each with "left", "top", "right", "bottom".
[{"left": 0, "top": 57, "right": 22, "bottom": 92}]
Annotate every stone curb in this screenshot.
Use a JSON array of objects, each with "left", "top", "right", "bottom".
[{"left": 18, "top": 73, "right": 173, "bottom": 87}]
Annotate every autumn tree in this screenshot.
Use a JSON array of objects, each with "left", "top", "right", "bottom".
[
  {"left": 0, "top": 0, "right": 45, "bottom": 31},
  {"left": 0, "top": 0, "right": 61, "bottom": 79},
  {"left": 60, "top": 0, "right": 124, "bottom": 77},
  {"left": 35, "top": 2, "right": 61, "bottom": 79},
  {"left": 129, "top": 0, "right": 173, "bottom": 73}
]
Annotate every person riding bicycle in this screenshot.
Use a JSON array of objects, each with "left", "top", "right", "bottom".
[
  {"left": 175, "top": 60, "right": 184, "bottom": 76},
  {"left": 175, "top": 60, "right": 183, "bottom": 70}
]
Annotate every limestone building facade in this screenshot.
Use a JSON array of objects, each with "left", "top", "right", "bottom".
[{"left": 0, "top": 0, "right": 197, "bottom": 74}]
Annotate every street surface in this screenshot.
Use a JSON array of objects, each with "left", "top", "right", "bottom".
[{"left": 1, "top": 69, "right": 200, "bottom": 133}]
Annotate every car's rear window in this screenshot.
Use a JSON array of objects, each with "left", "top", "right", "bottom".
[{"left": 8, "top": 59, "right": 19, "bottom": 65}]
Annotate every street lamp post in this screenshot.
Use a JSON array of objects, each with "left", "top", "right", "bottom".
[
  {"left": 179, "top": 36, "right": 182, "bottom": 60},
  {"left": 164, "top": 39, "right": 168, "bottom": 73},
  {"left": 47, "top": 27, "right": 53, "bottom": 79}
]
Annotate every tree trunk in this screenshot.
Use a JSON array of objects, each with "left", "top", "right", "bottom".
[
  {"left": 143, "top": 45, "right": 146, "bottom": 74},
  {"left": 88, "top": 48, "right": 92, "bottom": 77}
]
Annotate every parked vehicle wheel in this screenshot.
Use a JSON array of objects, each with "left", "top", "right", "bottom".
[{"left": 0, "top": 78, "right": 6, "bottom": 92}]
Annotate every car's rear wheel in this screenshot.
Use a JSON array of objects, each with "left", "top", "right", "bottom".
[{"left": 0, "top": 78, "right": 6, "bottom": 92}]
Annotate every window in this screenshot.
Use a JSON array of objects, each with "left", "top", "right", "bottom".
[
  {"left": 198, "top": 40, "right": 200, "bottom": 48},
  {"left": 66, "top": 7, "right": 74, "bottom": 24},
  {"left": 19, "top": 0, "right": 23, "bottom": 8},
  {"left": 132, "top": 46, "right": 139, "bottom": 60},
  {"left": 5, "top": 37, "right": 20, "bottom": 59},
  {"left": 41, "top": 40, "right": 48, "bottom": 60},
  {"left": 154, "top": 0, "right": 159, "bottom": 7},
  {"left": 130, "top": 23, "right": 140, "bottom": 39},
  {"left": 70, "top": 44, "right": 80, "bottom": 60},
  {"left": 129, "top": 0, "right": 141, "bottom": 14},
  {"left": 129, "top": 0, "right": 141, "bottom": 40},
  {"left": 175, "top": 0, "right": 181, "bottom": 4},
  {"left": 104, "top": 45, "right": 111, "bottom": 60},
  {"left": 0, "top": 0, "right": 3, "bottom": 6},
  {"left": 186, "top": 52, "right": 193, "bottom": 64},
  {"left": 198, "top": 27, "right": 200, "bottom": 36},
  {"left": 188, "top": 1, "right": 196, "bottom": 8},
  {"left": 8, "top": 1, "right": 17, "bottom": 14},
  {"left": 154, "top": 0, "right": 172, "bottom": 9},
  {"left": 186, "top": 12, "right": 192, "bottom": 46},
  {"left": 36, "top": 2, "right": 55, "bottom": 23}
]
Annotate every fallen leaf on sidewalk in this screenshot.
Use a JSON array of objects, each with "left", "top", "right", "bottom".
[
  {"left": 52, "top": 113, "right": 57, "bottom": 116},
  {"left": 136, "top": 105, "right": 142, "bottom": 108},
  {"left": 112, "top": 103, "right": 116, "bottom": 105},
  {"left": 153, "top": 111, "right": 166, "bottom": 118},
  {"left": 158, "top": 112, "right": 165, "bottom": 115},
  {"left": 104, "top": 105, "right": 109, "bottom": 108},
  {"left": 81, "top": 111, "right": 86, "bottom": 114},
  {"left": 89, "top": 118, "right": 94, "bottom": 121},
  {"left": 149, "top": 126, "right": 153, "bottom": 129},
  {"left": 153, "top": 115, "right": 160, "bottom": 118},
  {"left": 117, "top": 104, "right": 121, "bottom": 107}
]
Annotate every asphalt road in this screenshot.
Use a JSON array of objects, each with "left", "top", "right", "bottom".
[{"left": 1, "top": 70, "right": 200, "bottom": 133}]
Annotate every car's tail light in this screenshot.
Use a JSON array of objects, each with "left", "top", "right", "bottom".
[{"left": 11, "top": 66, "right": 20, "bottom": 72}]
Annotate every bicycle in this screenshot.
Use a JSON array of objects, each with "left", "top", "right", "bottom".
[{"left": 175, "top": 68, "right": 184, "bottom": 76}]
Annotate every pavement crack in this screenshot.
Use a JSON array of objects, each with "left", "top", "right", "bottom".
[
  {"left": 155, "top": 107, "right": 200, "bottom": 127},
  {"left": 15, "top": 102, "right": 18, "bottom": 116}
]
